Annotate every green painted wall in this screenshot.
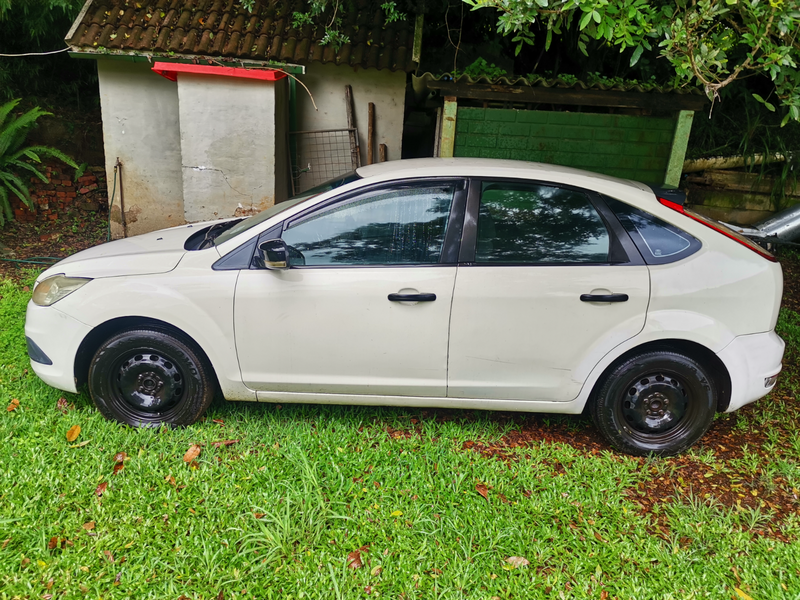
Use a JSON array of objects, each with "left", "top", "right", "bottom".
[{"left": 453, "top": 107, "right": 675, "bottom": 183}]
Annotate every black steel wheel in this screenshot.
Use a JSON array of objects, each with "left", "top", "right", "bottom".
[
  {"left": 591, "top": 351, "right": 717, "bottom": 456},
  {"left": 88, "top": 328, "right": 215, "bottom": 427}
]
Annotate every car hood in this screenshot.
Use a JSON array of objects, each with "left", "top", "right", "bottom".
[{"left": 38, "top": 221, "right": 222, "bottom": 281}]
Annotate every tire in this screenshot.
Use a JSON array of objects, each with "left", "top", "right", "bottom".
[
  {"left": 591, "top": 351, "right": 716, "bottom": 456},
  {"left": 88, "top": 328, "right": 216, "bottom": 427}
]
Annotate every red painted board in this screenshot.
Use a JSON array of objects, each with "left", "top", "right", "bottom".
[{"left": 152, "top": 62, "right": 288, "bottom": 82}]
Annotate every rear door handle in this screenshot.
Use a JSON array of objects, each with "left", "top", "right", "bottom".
[
  {"left": 388, "top": 293, "right": 437, "bottom": 302},
  {"left": 580, "top": 293, "right": 629, "bottom": 303}
]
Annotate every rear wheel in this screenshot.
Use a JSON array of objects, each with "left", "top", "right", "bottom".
[
  {"left": 591, "top": 351, "right": 716, "bottom": 456},
  {"left": 88, "top": 328, "right": 215, "bottom": 427}
]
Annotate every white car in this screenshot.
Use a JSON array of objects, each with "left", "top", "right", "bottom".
[{"left": 25, "top": 158, "right": 784, "bottom": 456}]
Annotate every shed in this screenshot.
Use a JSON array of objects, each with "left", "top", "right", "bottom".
[
  {"left": 65, "top": 0, "right": 421, "bottom": 237},
  {"left": 422, "top": 74, "right": 707, "bottom": 187}
]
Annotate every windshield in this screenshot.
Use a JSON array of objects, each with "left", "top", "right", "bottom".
[{"left": 213, "top": 171, "right": 361, "bottom": 246}]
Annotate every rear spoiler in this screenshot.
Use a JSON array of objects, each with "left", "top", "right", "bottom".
[{"left": 647, "top": 185, "right": 686, "bottom": 206}]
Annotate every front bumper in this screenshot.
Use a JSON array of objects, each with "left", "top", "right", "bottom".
[
  {"left": 24, "top": 301, "right": 92, "bottom": 394},
  {"left": 717, "top": 330, "right": 785, "bottom": 413}
]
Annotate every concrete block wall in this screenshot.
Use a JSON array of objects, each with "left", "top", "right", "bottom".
[{"left": 454, "top": 108, "right": 675, "bottom": 183}]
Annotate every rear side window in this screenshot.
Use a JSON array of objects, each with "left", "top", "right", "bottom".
[
  {"left": 476, "top": 182, "right": 611, "bottom": 264},
  {"left": 605, "top": 197, "right": 701, "bottom": 265}
]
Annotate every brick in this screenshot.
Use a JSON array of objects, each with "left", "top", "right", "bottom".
[
  {"left": 56, "top": 191, "right": 66, "bottom": 198},
  {"left": 546, "top": 111, "right": 579, "bottom": 126},
  {"left": 479, "top": 148, "right": 514, "bottom": 159},
  {"left": 87, "top": 183, "right": 99, "bottom": 191},
  {"left": 469, "top": 122, "right": 502, "bottom": 135},
  {"left": 592, "top": 128, "right": 626, "bottom": 142},
  {"left": 498, "top": 136, "right": 529, "bottom": 150},
  {"left": 484, "top": 109, "right": 517, "bottom": 122},
  {"left": 79, "top": 187, "right": 90, "bottom": 194},
  {"left": 458, "top": 108, "right": 485, "bottom": 121},
  {"left": 66, "top": 192, "right": 77, "bottom": 198},
  {"left": 456, "top": 119, "right": 470, "bottom": 134},
  {"left": 465, "top": 135, "right": 497, "bottom": 148},
  {"left": 515, "top": 111, "right": 549, "bottom": 124},
  {"left": 499, "top": 123, "right": 529, "bottom": 136}
]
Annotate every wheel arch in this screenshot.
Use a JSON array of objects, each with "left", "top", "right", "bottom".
[
  {"left": 74, "top": 316, "right": 220, "bottom": 393},
  {"left": 588, "top": 339, "right": 732, "bottom": 413}
]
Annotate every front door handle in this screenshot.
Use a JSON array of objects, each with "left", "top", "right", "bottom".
[
  {"left": 580, "top": 293, "right": 629, "bottom": 303},
  {"left": 388, "top": 293, "right": 437, "bottom": 302}
]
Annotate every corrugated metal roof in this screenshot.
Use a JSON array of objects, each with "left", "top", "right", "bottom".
[
  {"left": 66, "top": 0, "right": 417, "bottom": 72},
  {"left": 417, "top": 72, "right": 705, "bottom": 95}
]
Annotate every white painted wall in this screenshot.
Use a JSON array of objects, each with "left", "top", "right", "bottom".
[
  {"left": 178, "top": 74, "right": 289, "bottom": 222},
  {"left": 97, "top": 59, "right": 184, "bottom": 237},
  {"left": 296, "top": 64, "right": 407, "bottom": 166}
]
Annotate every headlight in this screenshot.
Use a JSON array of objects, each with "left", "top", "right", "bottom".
[{"left": 32, "top": 275, "right": 92, "bottom": 306}]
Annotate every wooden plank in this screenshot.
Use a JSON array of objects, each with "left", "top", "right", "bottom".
[
  {"left": 440, "top": 96, "right": 457, "bottom": 158},
  {"left": 379, "top": 144, "right": 387, "bottom": 162},
  {"left": 664, "top": 110, "right": 694, "bottom": 186},
  {"left": 367, "top": 102, "right": 375, "bottom": 165},
  {"left": 412, "top": 15, "right": 424, "bottom": 64},
  {"left": 344, "top": 85, "right": 361, "bottom": 167},
  {"left": 425, "top": 81, "right": 708, "bottom": 112}
]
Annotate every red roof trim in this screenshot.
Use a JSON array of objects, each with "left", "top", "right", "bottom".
[{"left": 152, "top": 62, "right": 288, "bottom": 82}]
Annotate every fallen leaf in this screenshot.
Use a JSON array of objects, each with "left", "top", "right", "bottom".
[
  {"left": 22, "top": 285, "right": 30, "bottom": 292},
  {"left": 183, "top": 444, "right": 201, "bottom": 463},
  {"left": 113, "top": 452, "right": 128, "bottom": 463},
  {"left": 475, "top": 483, "right": 489, "bottom": 501},
  {"left": 103, "top": 550, "right": 114, "bottom": 563},
  {"left": 593, "top": 531, "right": 606, "bottom": 543},
  {"left": 370, "top": 565, "right": 382, "bottom": 576},
  {"left": 47, "top": 537, "right": 58, "bottom": 550},
  {"left": 82, "top": 522, "right": 95, "bottom": 530},
  {"left": 165, "top": 475, "right": 176, "bottom": 486},
  {"left": 189, "top": 460, "right": 199, "bottom": 469},
  {"left": 217, "top": 591, "right": 224, "bottom": 600},
  {"left": 7, "top": 398, "right": 19, "bottom": 412},
  {"left": 114, "top": 571, "right": 122, "bottom": 585},
  {"left": 347, "top": 550, "right": 363, "bottom": 569},
  {"left": 390, "top": 510, "right": 403, "bottom": 517},
  {"left": 66, "top": 425, "right": 81, "bottom": 442},
  {"left": 212, "top": 418, "right": 224, "bottom": 426},
  {"left": 735, "top": 589, "right": 755, "bottom": 600},
  {"left": 600, "top": 591, "right": 609, "bottom": 600},
  {"left": 56, "top": 397, "right": 73, "bottom": 413},
  {"left": 211, "top": 439, "right": 239, "bottom": 448},
  {"left": 1, "top": 539, "right": 9, "bottom": 549},
  {"left": 112, "top": 463, "right": 124, "bottom": 475},
  {"left": 69, "top": 440, "right": 91, "bottom": 448},
  {"left": 254, "top": 512, "right": 265, "bottom": 519},
  {"left": 95, "top": 482, "right": 107, "bottom": 497},
  {"left": 505, "top": 556, "right": 530, "bottom": 569}
]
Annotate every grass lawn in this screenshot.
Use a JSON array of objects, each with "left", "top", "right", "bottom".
[{"left": 1, "top": 265, "right": 799, "bottom": 600}]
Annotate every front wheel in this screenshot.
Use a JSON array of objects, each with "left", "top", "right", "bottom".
[
  {"left": 591, "top": 351, "right": 717, "bottom": 456},
  {"left": 88, "top": 328, "right": 215, "bottom": 427}
]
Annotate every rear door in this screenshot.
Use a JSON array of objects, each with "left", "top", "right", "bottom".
[{"left": 447, "top": 179, "right": 650, "bottom": 402}]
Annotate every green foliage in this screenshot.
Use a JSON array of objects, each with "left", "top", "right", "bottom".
[
  {"left": 462, "top": 0, "right": 800, "bottom": 123},
  {"left": 0, "top": 0, "right": 95, "bottom": 104},
  {"left": 461, "top": 56, "right": 508, "bottom": 79},
  {"left": 243, "top": 0, "right": 406, "bottom": 50},
  {"left": 0, "top": 98, "right": 77, "bottom": 226}
]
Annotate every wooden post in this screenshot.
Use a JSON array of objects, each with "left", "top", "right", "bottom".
[
  {"left": 379, "top": 144, "right": 387, "bottom": 162},
  {"left": 367, "top": 102, "right": 375, "bottom": 165},
  {"left": 439, "top": 96, "right": 458, "bottom": 158},
  {"left": 664, "top": 110, "right": 695, "bottom": 187},
  {"left": 344, "top": 85, "right": 361, "bottom": 168}
]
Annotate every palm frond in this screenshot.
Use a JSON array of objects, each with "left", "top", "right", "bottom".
[
  {"left": 24, "top": 145, "right": 78, "bottom": 169},
  {"left": 0, "top": 185, "right": 9, "bottom": 226},
  {"left": 0, "top": 107, "right": 52, "bottom": 157},
  {"left": 0, "top": 171, "right": 32, "bottom": 206},
  {"left": 0, "top": 98, "right": 20, "bottom": 131},
  {"left": 10, "top": 159, "right": 49, "bottom": 183}
]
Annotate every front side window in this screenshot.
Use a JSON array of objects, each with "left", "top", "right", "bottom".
[
  {"left": 282, "top": 185, "right": 455, "bottom": 266},
  {"left": 476, "top": 182, "right": 611, "bottom": 264}
]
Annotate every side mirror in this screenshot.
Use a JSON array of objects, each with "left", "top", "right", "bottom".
[{"left": 258, "top": 239, "right": 289, "bottom": 270}]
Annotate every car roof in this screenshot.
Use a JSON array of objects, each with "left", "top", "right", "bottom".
[{"left": 355, "top": 158, "right": 651, "bottom": 194}]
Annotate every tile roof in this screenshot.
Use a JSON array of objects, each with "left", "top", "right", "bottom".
[{"left": 66, "top": 0, "right": 417, "bottom": 72}]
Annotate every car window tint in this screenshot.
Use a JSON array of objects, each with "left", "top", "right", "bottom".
[
  {"left": 282, "top": 185, "right": 455, "bottom": 266},
  {"left": 605, "top": 197, "right": 700, "bottom": 264},
  {"left": 476, "top": 182, "right": 610, "bottom": 264}
]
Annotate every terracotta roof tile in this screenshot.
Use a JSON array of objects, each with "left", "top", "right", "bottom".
[{"left": 67, "top": 0, "right": 417, "bottom": 71}]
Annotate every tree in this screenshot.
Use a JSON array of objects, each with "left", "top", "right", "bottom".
[{"left": 462, "top": 0, "right": 800, "bottom": 124}]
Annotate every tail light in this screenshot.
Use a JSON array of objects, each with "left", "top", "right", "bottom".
[{"left": 658, "top": 198, "right": 778, "bottom": 263}]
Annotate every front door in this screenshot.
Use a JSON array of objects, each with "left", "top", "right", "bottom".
[
  {"left": 447, "top": 180, "right": 650, "bottom": 402},
  {"left": 234, "top": 180, "right": 464, "bottom": 397}
]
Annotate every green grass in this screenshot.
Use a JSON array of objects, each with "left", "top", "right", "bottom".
[{"left": 1, "top": 275, "right": 799, "bottom": 599}]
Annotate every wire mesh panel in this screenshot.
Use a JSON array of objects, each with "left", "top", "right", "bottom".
[{"left": 290, "top": 128, "right": 359, "bottom": 194}]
